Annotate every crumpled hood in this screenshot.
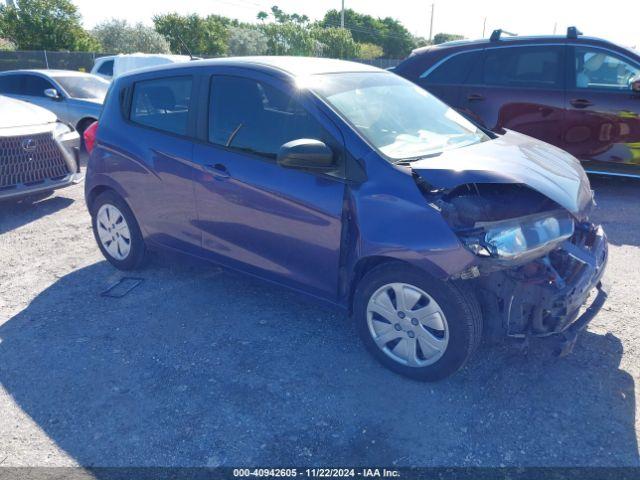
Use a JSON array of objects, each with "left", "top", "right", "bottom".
[
  {"left": 0, "top": 95, "right": 56, "bottom": 129},
  {"left": 410, "top": 130, "right": 594, "bottom": 216}
]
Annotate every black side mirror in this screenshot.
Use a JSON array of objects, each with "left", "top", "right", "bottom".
[
  {"left": 277, "top": 139, "right": 334, "bottom": 171},
  {"left": 631, "top": 76, "right": 640, "bottom": 94}
]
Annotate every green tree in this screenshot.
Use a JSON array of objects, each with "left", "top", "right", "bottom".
[
  {"left": 411, "top": 35, "right": 431, "bottom": 49},
  {"left": 256, "top": 11, "right": 268, "bottom": 22},
  {"left": 93, "top": 19, "right": 170, "bottom": 54},
  {"left": 260, "top": 22, "right": 317, "bottom": 56},
  {"left": 321, "top": 9, "right": 415, "bottom": 57},
  {"left": 357, "top": 42, "right": 383, "bottom": 59},
  {"left": 0, "top": 0, "right": 99, "bottom": 51},
  {"left": 378, "top": 17, "right": 414, "bottom": 57},
  {"left": 267, "top": 6, "right": 309, "bottom": 25},
  {"left": 227, "top": 26, "right": 268, "bottom": 56},
  {"left": 432, "top": 32, "right": 464, "bottom": 45},
  {"left": 311, "top": 27, "right": 359, "bottom": 59},
  {"left": 153, "top": 13, "right": 230, "bottom": 56}
]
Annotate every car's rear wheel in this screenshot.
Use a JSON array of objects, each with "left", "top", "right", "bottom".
[
  {"left": 353, "top": 262, "right": 482, "bottom": 381},
  {"left": 91, "top": 190, "right": 147, "bottom": 270}
]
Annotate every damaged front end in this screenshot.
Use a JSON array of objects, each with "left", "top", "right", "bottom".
[{"left": 420, "top": 179, "right": 609, "bottom": 350}]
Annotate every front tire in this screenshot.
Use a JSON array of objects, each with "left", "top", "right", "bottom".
[
  {"left": 353, "top": 262, "right": 482, "bottom": 381},
  {"left": 91, "top": 190, "right": 147, "bottom": 270}
]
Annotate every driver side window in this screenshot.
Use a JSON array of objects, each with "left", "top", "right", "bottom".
[
  {"left": 208, "top": 76, "right": 329, "bottom": 159},
  {"left": 574, "top": 47, "right": 640, "bottom": 90}
]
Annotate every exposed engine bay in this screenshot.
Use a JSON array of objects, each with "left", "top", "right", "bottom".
[{"left": 418, "top": 179, "right": 608, "bottom": 341}]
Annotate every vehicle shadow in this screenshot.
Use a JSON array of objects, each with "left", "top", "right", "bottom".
[
  {"left": 0, "top": 256, "right": 637, "bottom": 468},
  {"left": 0, "top": 193, "right": 75, "bottom": 235},
  {"left": 589, "top": 175, "right": 640, "bottom": 247}
]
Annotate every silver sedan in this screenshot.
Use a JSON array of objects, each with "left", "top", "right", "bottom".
[{"left": 0, "top": 69, "right": 108, "bottom": 140}]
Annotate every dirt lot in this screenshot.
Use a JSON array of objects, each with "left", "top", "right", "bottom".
[{"left": 0, "top": 173, "right": 639, "bottom": 468}]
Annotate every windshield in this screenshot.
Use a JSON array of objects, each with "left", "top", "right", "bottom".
[
  {"left": 55, "top": 75, "right": 109, "bottom": 100},
  {"left": 309, "top": 72, "right": 489, "bottom": 161}
]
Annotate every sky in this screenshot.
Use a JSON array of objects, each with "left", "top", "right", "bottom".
[{"left": 73, "top": 0, "right": 639, "bottom": 50}]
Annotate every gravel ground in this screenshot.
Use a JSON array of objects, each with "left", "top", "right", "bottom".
[{"left": 0, "top": 173, "right": 638, "bottom": 468}]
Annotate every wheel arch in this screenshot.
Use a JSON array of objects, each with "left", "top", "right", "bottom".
[
  {"left": 346, "top": 255, "right": 445, "bottom": 315},
  {"left": 76, "top": 116, "right": 98, "bottom": 135}
]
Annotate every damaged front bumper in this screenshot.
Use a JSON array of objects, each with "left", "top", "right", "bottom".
[{"left": 476, "top": 223, "right": 608, "bottom": 344}]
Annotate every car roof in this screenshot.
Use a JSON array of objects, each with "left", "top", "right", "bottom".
[
  {"left": 118, "top": 56, "right": 383, "bottom": 80},
  {"left": 411, "top": 35, "right": 635, "bottom": 56},
  {"left": 0, "top": 69, "right": 97, "bottom": 78}
]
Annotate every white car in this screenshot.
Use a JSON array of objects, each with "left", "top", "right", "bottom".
[
  {"left": 0, "top": 95, "right": 81, "bottom": 201},
  {"left": 91, "top": 53, "right": 191, "bottom": 81}
]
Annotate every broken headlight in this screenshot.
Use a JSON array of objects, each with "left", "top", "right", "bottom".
[{"left": 460, "top": 212, "right": 575, "bottom": 261}]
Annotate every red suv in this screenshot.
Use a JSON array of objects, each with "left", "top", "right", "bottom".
[{"left": 394, "top": 28, "right": 640, "bottom": 177}]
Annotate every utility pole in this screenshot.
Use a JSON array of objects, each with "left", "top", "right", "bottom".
[
  {"left": 428, "top": 3, "right": 435, "bottom": 42},
  {"left": 340, "top": 0, "right": 345, "bottom": 28},
  {"left": 553, "top": 22, "right": 557, "bottom": 34},
  {"left": 482, "top": 17, "right": 487, "bottom": 38}
]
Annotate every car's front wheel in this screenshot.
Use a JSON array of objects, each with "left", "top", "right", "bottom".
[
  {"left": 91, "top": 190, "right": 147, "bottom": 270},
  {"left": 353, "top": 262, "right": 482, "bottom": 381}
]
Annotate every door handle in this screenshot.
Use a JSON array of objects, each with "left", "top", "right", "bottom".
[
  {"left": 467, "top": 93, "right": 485, "bottom": 102},
  {"left": 570, "top": 98, "right": 593, "bottom": 108},
  {"left": 203, "top": 163, "right": 230, "bottom": 180}
]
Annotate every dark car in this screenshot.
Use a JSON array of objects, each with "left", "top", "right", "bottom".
[
  {"left": 394, "top": 28, "right": 640, "bottom": 177},
  {"left": 84, "top": 57, "right": 607, "bottom": 381}
]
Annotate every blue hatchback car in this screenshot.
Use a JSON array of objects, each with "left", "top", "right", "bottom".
[{"left": 85, "top": 57, "right": 608, "bottom": 380}]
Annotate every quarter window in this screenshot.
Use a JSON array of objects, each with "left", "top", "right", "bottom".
[
  {"left": 574, "top": 47, "right": 640, "bottom": 90},
  {"left": 209, "top": 76, "right": 328, "bottom": 158},
  {"left": 130, "top": 76, "right": 192, "bottom": 136},
  {"left": 484, "top": 46, "right": 563, "bottom": 88},
  {"left": 421, "top": 51, "right": 483, "bottom": 85},
  {"left": 97, "top": 60, "right": 114, "bottom": 77}
]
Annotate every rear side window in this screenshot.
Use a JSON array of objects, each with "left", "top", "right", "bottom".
[
  {"left": 130, "top": 76, "right": 192, "bottom": 136},
  {"left": 209, "top": 76, "right": 327, "bottom": 158},
  {"left": 421, "top": 51, "right": 483, "bottom": 85},
  {"left": 484, "top": 46, "right": 563, "bottom": 88},
  {"left": 97, "top": 60, "right": 114, "bottom": 77},
  {"left": 0, "top": 75, "right": 22, "bottom": 94}
]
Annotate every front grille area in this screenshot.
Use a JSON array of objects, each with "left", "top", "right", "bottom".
[{"left": 0, "top": 132, "right": 70, "bottom": 189}]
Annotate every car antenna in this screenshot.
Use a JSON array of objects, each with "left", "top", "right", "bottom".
[{"left": 173, "top": 30, "right": 195, "bottom": 60}]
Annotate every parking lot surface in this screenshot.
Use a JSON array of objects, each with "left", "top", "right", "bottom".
[{"left": 0, "top": 174, "right": 638, "bottom": 468}]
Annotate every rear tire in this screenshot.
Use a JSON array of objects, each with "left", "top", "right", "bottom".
[
  {"left": 91, "top": 190, "right": 147, "bottom": 270},
  {"left": 353, "top": 262, "right": 482, "bottom": 381}
]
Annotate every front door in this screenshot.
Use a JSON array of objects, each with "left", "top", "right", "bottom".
[
  {"left": 17, "top": 74, "right": 69, "bottom": 122},
  {"left": 192, "top": 74, "right": 346, "bottom": 301},
  {"left": 562, "top": 45, "right": 640, "bottom": 174}
]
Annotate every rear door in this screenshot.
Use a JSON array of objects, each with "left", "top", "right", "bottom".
[
  {"left": 192, "top": 72, "right": 346, "bottom": 301},
  {"left": 119, "top": 74, "right": 201, "bottom": 253},
  {"left": 416, "top": 50, "right": 484, "bottom": 110},
  {"left": 460, "top": 44, "right": 566, "bottom": 147},
  {"left": 562, "top": 45, "right": 640, "bottom": 174}
]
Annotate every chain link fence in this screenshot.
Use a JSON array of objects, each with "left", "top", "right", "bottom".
[{"left": 0, "top": 50, "right": 400, "bottom": 73}]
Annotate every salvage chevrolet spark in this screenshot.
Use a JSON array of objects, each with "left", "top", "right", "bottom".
[{"left": 85, "top": 57, "right": 608, "bottom": 381}]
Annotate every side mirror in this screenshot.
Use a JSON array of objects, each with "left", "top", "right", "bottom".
[
  {"left": 44, "top": 88, "right": 61, "bottom": 100},
  {"left": 277, "top": 139, "right": 334, "bottom": 171},
  {"left": 632, "top": 76, "right": 640, "bottom": 94}
]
